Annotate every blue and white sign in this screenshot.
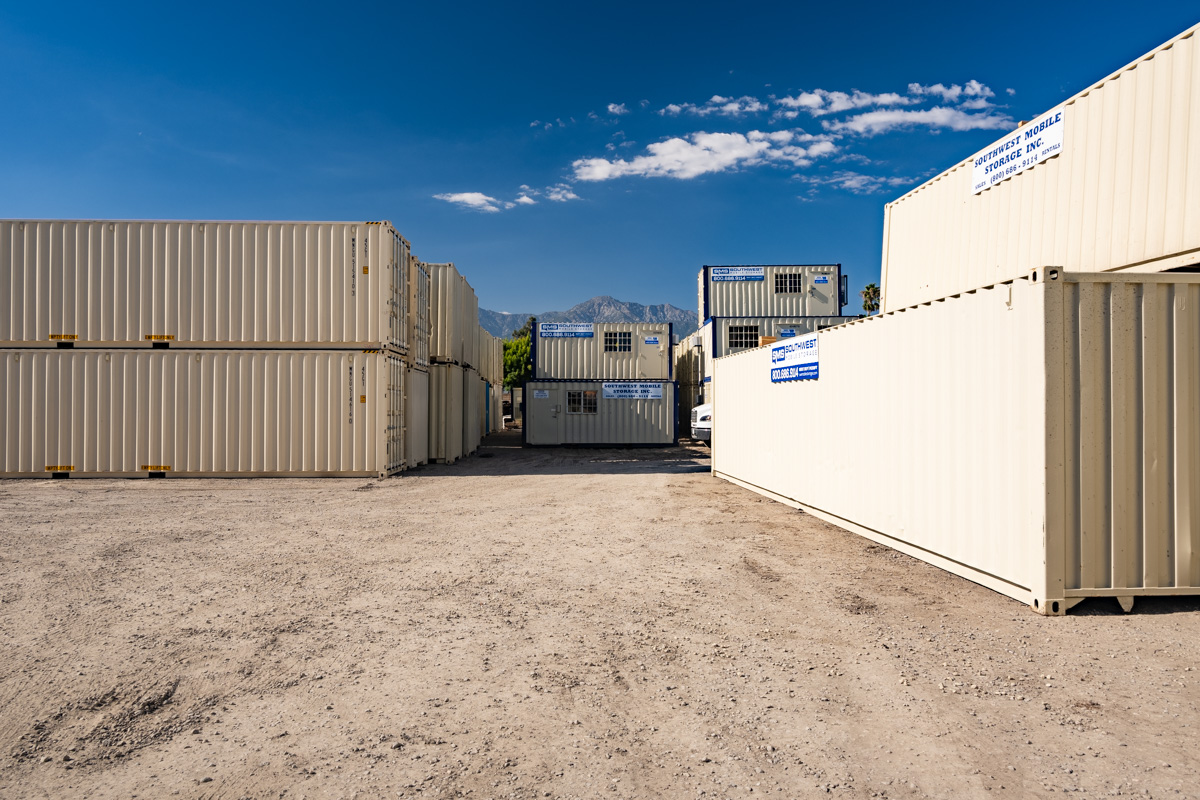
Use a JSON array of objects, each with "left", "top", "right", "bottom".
[
  {"left": 602, "top": 382, "right": 664, "bottom": 399},
  {"left": 539, "top": 323, "right": 594, "bottom": 338},
  {"left": 778, "top": 328, "right": 797, "bottom": 338},
  {"left": 770, "top": 333, "right": 819, "bottom": 382},
  {"left": 971, "top": 105, "right": 1065, "bottom": 194},
  {"left": 711, "top": 267, "right": 765, "bottom": 282},
  {"left": 814, "top": 276, "right": 830, "bottom": 285},
  {"left": 533, "top": 389, "right": 550, "bottom": 399},
  {"left": 644, "top": 336, "right": 659, "bottom": 345}
]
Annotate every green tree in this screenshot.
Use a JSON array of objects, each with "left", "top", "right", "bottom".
[
  {"left": 503, "top": 336, "right": 532, "bottom": 389},
  {"left": 510, "top": 315, "right": 535, "bottom": 339},
  {"left": 860, "top": 282, "right": 880, "bottom": 314}
]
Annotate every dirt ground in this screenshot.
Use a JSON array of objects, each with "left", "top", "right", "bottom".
[{"left": 1, "top": 430, "right": 1198, "bottom": 800}]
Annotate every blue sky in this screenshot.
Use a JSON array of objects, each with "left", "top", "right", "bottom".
[{"left": 2, "top": 2, "right": 1196, "bottom": 317}]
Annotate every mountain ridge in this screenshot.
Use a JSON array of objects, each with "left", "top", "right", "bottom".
[{"left": 479, "top": 295, "right": 697, "bottom": 339}]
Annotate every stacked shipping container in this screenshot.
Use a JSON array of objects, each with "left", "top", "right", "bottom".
[
  {"left": 710, "top": 22, "right": 1200, "bottom": 613},
  {"left": 525, "top": 321, "right": 676, "bottom": 446},
  {"left": 1, "top": 220, "right": 499, "bottom": 477}
]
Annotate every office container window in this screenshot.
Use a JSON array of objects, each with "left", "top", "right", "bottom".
[
  {"left": 728, "top": 325, "right": 760, "bottom": 349},
  {"left": 604, "top": 331, "right": 632, "bottom": 352},
  {"left": 567, "top": 390, "right": 598, "bottom": 414},
  {"left": 775, "top": 273, "right": 804, "bottom": 293}
]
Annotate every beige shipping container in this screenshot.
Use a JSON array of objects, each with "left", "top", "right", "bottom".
[
  {"left": 429, "top": 362, "right": 464, "bottom": 463},
  {"left": 712, "top": 270, "right": 1200, "bottom": 614},
  {"left": 524, "top": 380, "right": 677, "bottom": 446},
  {"left": 406, "top": 366, "right": 429, "bottom": 468},
  {"left": 490, "top": 383, "right": 503, "bottom": 432},
  {"left": 425, "top": 262, "right": 479, "bottom": 366},
  {"left": 1, "top": 348, "right": 403, "bottom": 477},
  {"left": 408, "top": 258, "right": 431, "bottom": 367},
  {"left": 881, "top": 23, "right": 1200, "bottom": 312},
  {"left": 534, "top": 322, "right": 671, "bottom": 380},
  {"left": 1, "top": 220, "right": 409, "bottom": 350},
  {"left": 699, "top": 264, "right": 843, "bottom": 323},
  {"left": 463, "top": 368, "right": 482, "bottom": 457}
]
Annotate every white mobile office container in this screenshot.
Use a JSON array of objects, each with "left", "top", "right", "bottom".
[
  {"left": 881, "top": 23, "right": 1200, "bottom": 312},
  {"left": 1, "top": 349, "right": 404, "bottom": 477},
  {"left": 406, "top": 366, "right": 429, "bottom": 468},
  {"left": 429, "top": 362, "right": 464, "bottom": 463},
  {"left": 534, "top": 322, "right": 672, "bottom": 380},
  {"left": 1, "top": 220, "right": 409, "bottom": 350},
  {"left": 524, "top": 380, "right": 677, "bottom": 446},
  {"left": 408, "top": 258, "right": 431, "bottom": 368},
  {"left": 425, "top": 262, "right": 479, "bottom": 366},
  {"left": 698, "top": 264, "right": 844, "bottom": 324},
  {"left": 712, "top": 270, "right": 1200, "bottom": 614},
  {"left": 464, "top": 368, "right": 482, "bottom": 457},
  {"left": 710, "top": 316, "right": 857, "bottom": 359}
]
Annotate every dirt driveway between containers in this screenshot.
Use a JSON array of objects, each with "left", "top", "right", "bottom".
[{"left": 1, "top": 429, "right": 1198, "bottom": 800}]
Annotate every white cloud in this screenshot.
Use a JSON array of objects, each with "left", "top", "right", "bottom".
[
  {"left": 607, "top": 103, "right": 629, "bottom": 115},
  {"left": 824, "top": 106, "right": 1014, "bottom": 136},
  {"left": 798, "top": 170, "right": 917, "bottom": 195},
  {"left": 775, "top": 89, "right": 914, "bottom": 118},
  {"left": 572, "top": 129, "right": 837, "bottom": 181},
  {"left": 514, "top": 195, "right": 537, "bottom": 205},
  {"left": 660, "top": 95, "right": 768, "bottom": 117},
  {"left": 545, "top": 184, "right": 580, "bottom": 201},
  {"left": 434, "top": 192, "right": 506, "bottom": 213}
]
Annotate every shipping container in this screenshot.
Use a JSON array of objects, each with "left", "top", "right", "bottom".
[
  {"left": 408, "top": 258, "right": 431, "bottom": 367},
  {"left": 428, "top": 362, "right": 464, "bottom": 463},
  {"left": 0, "top": 220, "right": 409, "bottom": 350},
  {"left": 1, "top": 348, "right": 403, "bottom": 477},
  {"left": 533, "top": 321, "right": 672, "bottom": 380},
  {"left": 881, "top": 23, "right": 1200, "bottom": 312},
  {"left": 699, "top": 265, "right": 844, "bottom": 324},
  {"left": 712, "top": 270, "right": 1200, "bottom": 614},
  {"left": 425, "top": 262, "right": 479, "bottom": 366},
  {"left": 491, "top": 383, "right": 503, "bottom": 432},
  {"left": 406, "top": 366, "right": 429, "bottom": 468},
  {"left": 463, "top": 368, "right": 482, "bottom": 457},
  {"left": 524, "top": 380, "right": 678, "bottom": 446}
]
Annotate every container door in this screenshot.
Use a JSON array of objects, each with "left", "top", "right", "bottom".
[
  {"left": 528, "top": 387, "right": 561, "bottom": 445},
  {"left": 808, "top": 273, "right": 837, "bottom": 315}
]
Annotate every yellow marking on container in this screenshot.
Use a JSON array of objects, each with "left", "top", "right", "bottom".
[
  {"left": 49, "top": 334, "right": 78, "bottom": 341},
  {"left": 360, "top": 395, "right": 366, "bottom": 403},
  {"left": 140, "top": 465, "right": 172, "bottom": 471},
  {"left": 363, "top": 265, "right": 369, "bottom": 275},
  {"left": 144, "top": 334, "right": 175, "bottom": 341},
  {"left": 44, "top": 465, "right": 75, "bottom": 471}
]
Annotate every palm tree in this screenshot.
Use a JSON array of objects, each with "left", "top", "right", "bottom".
[{"left": 860, "top": 283, "right": 880, "bottom": 315}]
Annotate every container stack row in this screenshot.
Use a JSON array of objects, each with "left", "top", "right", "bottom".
[
  {"left": 675, "top": 264, "right": 858, "bottom": 430},
  {"left": 524, "top": 321, "right": 677, "bottom": 446},
  {"left": 710, "top": 21, "right": 1200, "bottom": 614},
  {"left": 1, "top": 219, "right": 499, "bottom": 477}
]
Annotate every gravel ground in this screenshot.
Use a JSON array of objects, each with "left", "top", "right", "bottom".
[{"left": 1, "top": 429, "right": 1197, "bottom": 799}]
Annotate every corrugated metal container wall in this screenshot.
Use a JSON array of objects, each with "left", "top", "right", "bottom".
[
  {"left": 524, "top": 381, "right": 677, "bottom": 446},
  {"left": 408, "top": 258, "right": 430, "bottom": 367},
  {"left": 406, "top": 366, "right": 429, "bottom": 468},
  {"left": 701, "top": 265, "right": 842, "bottom": 320},
  {"left": 673, "top": 328, "right": 707, "bottom": 427},
  {"left": 1, "top": 349, "right": 403, "bottom": 477},
  {"left": 495, "top": 337, "right": 504, "bottom": 386},
  {"left": 712, "top": 271, "right": 1200, "bottom": 614},
  {"left": 462, "top": 286, "right": 480, "bottom": 369},
  {"left": 0, "top": 220, "right": 409, "bottom": 350},
  {"left": 463, "top": 370, "right": 482, "bottom": 456},
  {"left": 490, "top": 383, "right": 503, "bottom": 432},
  {"left": 534, "top": 323, "right": 671, "bottom": 379},
  {"left": 881, "top": 24, "right": 1200, "bottom": 312},
  {"left": 711, "top": 317, "right": 857, "bottom": 359},
  {"left": 428, "top": 363, "right": 464, "bottom": 463},
  {"left": 425, "top": 263, "right": 462, "bottom": 364}
]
